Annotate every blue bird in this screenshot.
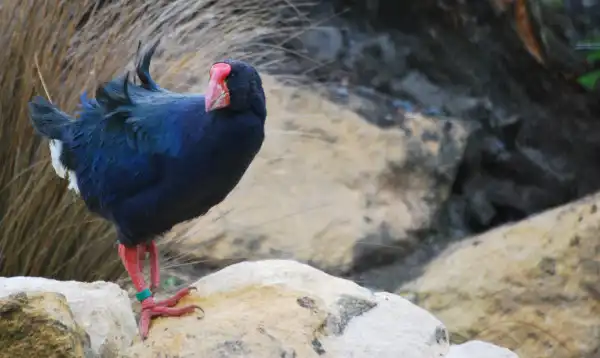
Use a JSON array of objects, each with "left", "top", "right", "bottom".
[{"left": 28, "top": 41, "right": 266, "bottom": 339}]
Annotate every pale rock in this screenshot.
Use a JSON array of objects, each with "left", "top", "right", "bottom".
[
  {"left": 400, "top": 192, "right": 600, "bottom": 358},
  {"left": 446, "top": 341, "right": 519, "bottom": 358},
  {"left": 125, "top": 259, "right": 450, "bottom": 358},
  {"left": 0, "top": 277, "right": 137, "bottom": 357}
]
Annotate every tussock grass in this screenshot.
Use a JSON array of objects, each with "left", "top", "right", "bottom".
[{"left": 0, "top": 0, "right": 309, "bottom": 281}]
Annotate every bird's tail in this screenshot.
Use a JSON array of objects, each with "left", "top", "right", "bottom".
[{"left": 28, "top": 96, "right": 73, "bottom": 140}]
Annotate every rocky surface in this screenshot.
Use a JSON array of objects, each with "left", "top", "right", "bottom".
[
  {"left": 0, "top": 260, "right": 518, "bottom": 358},
  {"left": 365, "top": 191, "right": 600, "bottom": 358},
  {"left": 162, "top": 76, "right": 475, "bottom": 274},
  {"left": 125, "top": 260, "right": 452, "bottom": 358},
  {"left": 0, "top": 278, "right": 136, "bottom": 357}
]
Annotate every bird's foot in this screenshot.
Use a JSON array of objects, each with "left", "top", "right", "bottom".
[
  {"left": 154, "top": 286, "right": 199, "bottom": 307},
  {"left": 138, "top": 287, "right": 203, "bottom": 339}
]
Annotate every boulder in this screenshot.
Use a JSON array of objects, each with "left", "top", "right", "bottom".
[
  {"left": 125, "top": 259, "right": 451, "bottom": 358},
  {"left": 0, "top": 277, "right": 137, "bottom": 357},
  {"left": 163, "top": 77, "right": 473, "bottom": 274},
  {"left": 0, "top": 292, "right": 90, "bottom": 358},
  {"left": 399, "top": 192, "right": 600, "bottom": 358},
  {"left": 298, "top": 26, "right": 345, "bottom": 62}
]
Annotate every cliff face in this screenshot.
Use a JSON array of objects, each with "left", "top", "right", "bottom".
[{"left": 285, "top": 0, "right": 600, "bottom": 237}]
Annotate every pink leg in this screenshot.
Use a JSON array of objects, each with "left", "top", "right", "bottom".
[
  {"left": 147, "top": 241, "right": 160, "bottom": 291},
  {"left": 118, "top": 242, "right": 201, "bottom": 340},
  {"left": 118, "top": 243, "right": 147, "bottom": 292},
  {"left": 137, "top": 245, "right": 147, "bottom": 274}
]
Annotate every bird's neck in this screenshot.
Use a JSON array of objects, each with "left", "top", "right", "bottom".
[
  {"left": 248, "top": 91, "right": 267, "bottom": 121},
  {"left": 249, "top": 100, "right": 266, "bottom": 122},
  {"left": 218, "top": 97, "right": 266, "bottom": 122}
]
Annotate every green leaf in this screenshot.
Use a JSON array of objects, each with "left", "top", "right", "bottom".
[
  {"left": 586, "top": 50, "right": 600, "bottom": 64},
  {"left": 577, "top": 70, "right": 600, "bottom": 91}
]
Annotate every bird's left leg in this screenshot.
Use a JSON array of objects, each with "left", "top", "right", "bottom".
[
  {"left": 146, "top": 241, "right": 159, "bottom": 291},
  {"left": 118, "top": 242, "right": 201, "bottom": 339},
  {"left": 146, "top": 241, "right": 199, "bottom": 308}
]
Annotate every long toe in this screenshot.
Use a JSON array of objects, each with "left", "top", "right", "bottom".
[
  {"left": 138, "top": 310, "right": 153, "bottom": 340},
  {"left": 149, "top": 304, "right": 199, "bottom": 317},
  {"left": 155, "top": 286, "right": 196, "bottom": 307},
  {"left": 137, "top": 302, "right": 201, "bottom": 340}
]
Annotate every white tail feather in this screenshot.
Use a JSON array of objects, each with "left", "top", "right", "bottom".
[
  {"left": 49, "top": 140, "right": 80, "bottom": 194},
  {"left": 49, "top": 140, "right": 66, "bottom": 178}
]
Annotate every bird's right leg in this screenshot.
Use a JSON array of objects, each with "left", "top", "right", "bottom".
[
  {"left": 137, "top": 245, "right": 147, "bottom": 277},
  {"left": 118, "top": 243, "right": 200, "bottom": 340},
  {"left": 118, "top": 243, "right": 149, "bottom": 295}
]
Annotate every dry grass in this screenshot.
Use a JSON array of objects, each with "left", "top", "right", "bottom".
[{"left": 0, "top": 0, "right": 310, "bottom": 281}]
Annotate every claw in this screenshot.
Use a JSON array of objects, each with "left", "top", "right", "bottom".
[
  {"left": 194, "top": 305, "right": 205, "bottom": 316},
  {"left": 137, "top": 286, "right": 200, "bottom": 339},
  {"left": 138, "top": 302, "right": 201, "bottom": 340}
]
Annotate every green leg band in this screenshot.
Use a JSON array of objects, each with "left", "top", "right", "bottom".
[{"left": 136, "top": 288, "right": 152, "bottom": 302}]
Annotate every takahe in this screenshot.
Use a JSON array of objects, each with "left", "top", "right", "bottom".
[{"left": 28, "top": 41, "right": 266, "bottom": 339}]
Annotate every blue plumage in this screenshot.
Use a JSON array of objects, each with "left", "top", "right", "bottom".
[{"left": 29, "top": 43, "right": 266, "bottom": 247}]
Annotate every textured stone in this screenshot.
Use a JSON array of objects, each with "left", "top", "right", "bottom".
[
  {"left": 0, "top": 277, "right": 136, "bottom": 357},
  {"left": 125, "top": 259, "right": 450, "bottom": 358},
  {"left": 0, "top": 292, "right": 90, "bottom": 358},
  {"left": 400, "top": 192, "right": 600, "bottom": 358}
]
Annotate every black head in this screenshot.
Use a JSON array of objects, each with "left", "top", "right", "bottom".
[{"left": 204, "top": 59, "right": 266, "bottom": 118}]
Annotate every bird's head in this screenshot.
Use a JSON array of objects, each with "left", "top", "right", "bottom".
[{"left": 204, "top": 59, "right": 265, "bottom": 116}]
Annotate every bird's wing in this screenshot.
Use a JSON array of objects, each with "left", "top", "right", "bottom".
[
  {"left": 89, "top": 69, "right": 208, "bottom": 156},
  {"left": 80, "top": 38, "right": 201, "bottom": 156},
  {"left": 69, "top": 119, "right": 163, "bottom": 214},
  {"left": 134, "top": 40, "right": 162, "bottom": 92},
  {"left": 73, "top": 72, "right": 207, "bottom": 213}
]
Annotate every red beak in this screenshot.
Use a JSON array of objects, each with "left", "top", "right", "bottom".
[{"left": 205, "top": 63, "right": 231, "bottom": 112}]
